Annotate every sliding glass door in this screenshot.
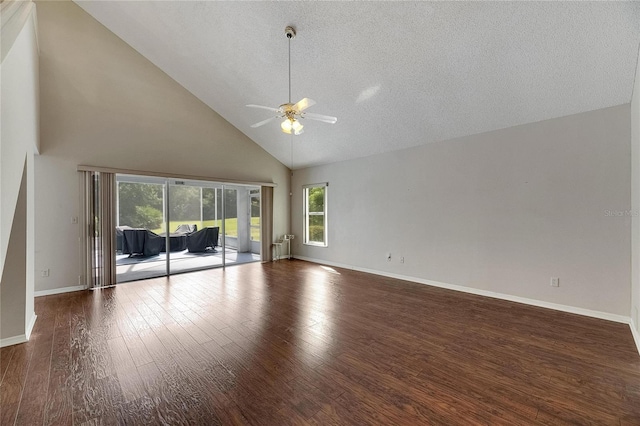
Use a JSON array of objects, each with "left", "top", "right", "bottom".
[
  {"left": 221, "top": 186, "right": 262, "bottom": 266},
  {"left": 115, "top": 178, "right": 167, "bottom": 282},
  {"left": 114, "top": 175, "right": 261, "bottom": 283},
  {"left": 167, "top": 181, "right": 224, "bottom": 275},
  {"left": 223, "top": 187, "right": 238, "bottom": 266}
]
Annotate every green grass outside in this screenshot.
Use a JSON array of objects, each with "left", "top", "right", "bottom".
[{"left": 151, "top": 218, "right": 260, "bottom": 241}]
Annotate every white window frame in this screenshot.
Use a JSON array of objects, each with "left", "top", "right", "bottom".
[{"left": 303, "top": 183, "right": 328, "bottom": 247}]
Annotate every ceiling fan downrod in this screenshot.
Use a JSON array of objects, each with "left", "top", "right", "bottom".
[{"left": 285, "top": 26, "right": 296, "bottom": 105}]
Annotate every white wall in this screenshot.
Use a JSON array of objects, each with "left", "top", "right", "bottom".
[
  {"left": 2, "top": 166, "right": 28, "bottom": 341},
  {"left": 631, "top": 41, "right": 640, "bottom": 341},
  {"left": 0, "top": 1, "right": 39, "bottom": 345},
  {"left": 293, "top": 105, "right": 631, "bottom": 317},
  {"left": 35, "top": 1, "right": 290, "bottom": 293}
]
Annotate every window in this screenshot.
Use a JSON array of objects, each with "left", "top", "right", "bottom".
[{"left": 303, "top": 183, "right": 328, "bottom": 246}]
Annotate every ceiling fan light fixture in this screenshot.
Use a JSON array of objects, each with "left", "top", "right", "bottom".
[
  {"left": 281, "top": 118, "right": 293, "bottom": 133},
  {"left": 292, "top": 119, "right": 304, "bottom": 135},
  {"left": 281, "top": 117, "right": 303, "bottom": 135}
]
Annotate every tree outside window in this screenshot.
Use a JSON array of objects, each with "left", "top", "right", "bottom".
[{"left": 304, "top": 184, "right": 327, "bottom": 246}]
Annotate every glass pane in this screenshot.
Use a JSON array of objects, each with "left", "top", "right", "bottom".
[
  {"left": 308, "top": 187, "right": 325, "bottom": 213},
  {"left": 168, "top": 185, "right": 202, "bottom": 232},
  {"left": 223, "top": 187, "right": 261, "bottom": 265},
  {"left": 166, "top": 183, "right": 224, "bottom": 275},
  {"left": 216, "top": 188, "right": 223, "bottom": 222},
  {"left": 118, "top": 182, "right": 164, "bottom": 230},
  {"left": 308, "top": 214, "right": 325, "bottom": 243},
  {"left": 116, "top": 181, "right": 167, "bottom": 282},
  {"left": 224, "top": 187, "right": 238, "bottom": 265},
  {"left": 224, "top": 188, "right": 238, "bottom": 238},
  {"left": 250, "top": 191, "right": 260, "bottom": 242},
  {"left": 202, "top": 187, "right": 222, "bottom": 229}
]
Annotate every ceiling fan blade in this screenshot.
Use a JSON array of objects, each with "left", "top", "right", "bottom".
[
  {"left": 301, "top": 112, "right": 338, "bottom": 124},
  {"left": 250, "top": 116, "right": 277, "bottom": 128},
  {"left": 246, "top": 104, "right": 281, "bottom": 113},
  {"left": 293, "top": 98, "right": 316, "bottom": 112}
]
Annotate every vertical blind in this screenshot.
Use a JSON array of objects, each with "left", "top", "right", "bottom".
[
  {"left": 261, "top": 186, "right": 274, "bottom": 262},
  {"left": 81, "top": 171, "right": 116, "bottom": 288}
]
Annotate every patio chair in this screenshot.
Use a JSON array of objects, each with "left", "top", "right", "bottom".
[
  {"left": 122, "top": 229, "right": 164, "bottom": 257},
  {"left": 187, "top": 226, "right": 219, "bottom": 253},
  {"left": 115, "top": 225, "right": 136, "bottom": 252}
]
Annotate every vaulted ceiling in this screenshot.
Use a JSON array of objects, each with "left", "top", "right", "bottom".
[{"left": 74, "top": 1, "right": 640, "bottom": 169}]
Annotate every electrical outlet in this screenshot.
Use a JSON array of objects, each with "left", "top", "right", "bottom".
[
  {"left": 400, "top": 256, "right": 405, "bottom": 264},
  {"left": 550, "top": 277, "right": 559, "bottom": 287},
  {"left": 41, "top": 269, "right": 50, "bottom": 277}
]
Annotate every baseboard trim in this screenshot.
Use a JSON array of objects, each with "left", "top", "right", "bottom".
[
  {"left": 293, "top": 256, "right": 630, "bottom": 325},
  {"left": 0, "top": 313, "right": 38, "bottom": 348},
  {"left": 630, "top": 318, "right": 640, "bottom": 356},
  {"left": 0, "top": 334, "right": 28, "bottom": 348},
  {"left": 25, "top": 313, "right": 37, "bottom": 340},
  {"left": 35, "top": 285, "right": 86, "bottom": 297}
]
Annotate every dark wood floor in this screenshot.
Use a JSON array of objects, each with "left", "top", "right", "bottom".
[{"left": 1, "top": 260, "right": 640, "bottom": 425}]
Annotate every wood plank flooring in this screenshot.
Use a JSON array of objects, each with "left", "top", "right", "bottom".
[{"left": 2, "top": 260, "right": 640, "bottom": 425}]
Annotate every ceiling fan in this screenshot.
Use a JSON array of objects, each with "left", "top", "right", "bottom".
[{"left": 247, "top": 26, "right": 337, "bottom": 136}]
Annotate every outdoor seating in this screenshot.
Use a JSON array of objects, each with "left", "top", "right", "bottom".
[
  {"left": 116, "top": 225, "right": 137, "bottom": 252},
  {"left": 162, "top": 233, "right": 188, "bottom": 252},
  {"left": 187, "top": 226, "right": 220, "bottom": 253},
  {"left": 122, "top": 228, "right": 164, "bottom": 257},
  {"left": 159, "top": 224, "right": 197, "bottom": 252}
]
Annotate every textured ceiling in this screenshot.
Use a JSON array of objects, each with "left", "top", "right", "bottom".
[{"left": 74, "top": 1, "right": 640, "bottom": 169}]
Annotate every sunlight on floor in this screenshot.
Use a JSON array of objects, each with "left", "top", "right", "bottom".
[{"left": 320, "top": 265, "right": 341, "bottom": 275}]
